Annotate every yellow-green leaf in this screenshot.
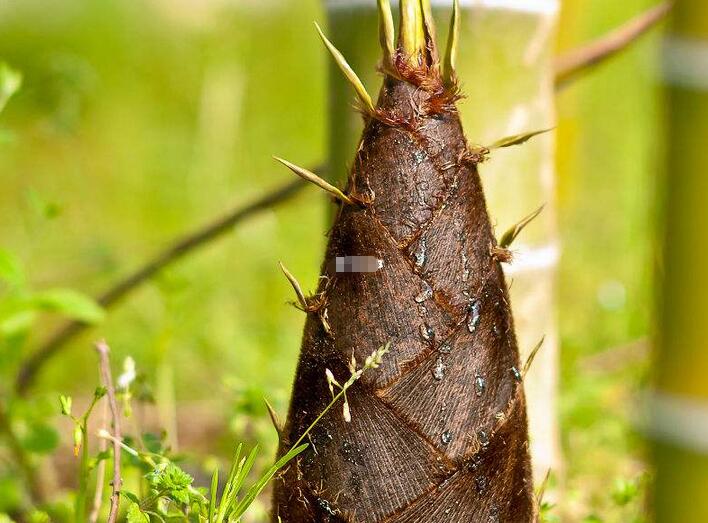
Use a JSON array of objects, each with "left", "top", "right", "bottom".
[{"left": 31, "top": 289, "right": 106, "bottom": 324}]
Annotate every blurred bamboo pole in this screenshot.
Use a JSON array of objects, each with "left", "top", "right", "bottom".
[
  {"left": 652, "top": 2, "right": 708, "bottom": 520},
  {"left": 326, "top": 0, "right": 561, "bottom": 482}
]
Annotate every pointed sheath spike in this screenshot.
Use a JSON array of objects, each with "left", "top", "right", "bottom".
[
  {"left": 499, "top": 204, "right": 545, "bottom": 249},
  {"left": 314, "top": 22, "right": 375, "bottom": 115},
  {"left": 399, "top": 0, "right": 425, "bottom": 62},
  {"left": 378, "top": 0, "right": 396, "bottom": 68},
  {"left": 279, "top": 261, "right": 309, "bottom": 311},
  {"left": 536, "top": 468, "right": 553, "bottom": 507},
  {"left": 264, "top": 398, "right": 284, "bottom": 439},
  {"left": 420, "top": 0, "right": 439, "bottom": 65},
  {"left": 443, "top": 0, "right": 460, "bottom": 85},
  {"left": 523, "top": 336, "right": 545, "bottom": 378},
  {"left": 274, "top": 156, "right": 355, "bottom": 205},
  {"left": 489, "top": 128, "right": 555, "bottom": 149}
]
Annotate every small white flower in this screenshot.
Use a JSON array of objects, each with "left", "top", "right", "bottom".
[
  {"left": 325, "top": 368, "right": 340, "bottom": 396},
  {"left": 342, "top": 401, "right": 351, "bottom": 423},
  {"left": 348, "top": 353, "right": 357, "bottom": 374},
  {"left": 117, "top": 356, "right": 136, "bottom": 389}
]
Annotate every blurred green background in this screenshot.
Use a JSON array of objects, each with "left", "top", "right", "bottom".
[{"left": 0, "top": 0, "right": 667, "bottom": 521}]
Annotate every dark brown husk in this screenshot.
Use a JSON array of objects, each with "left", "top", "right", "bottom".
[{"left": 272, "top": 53, "right": 534, "bottom": 523}]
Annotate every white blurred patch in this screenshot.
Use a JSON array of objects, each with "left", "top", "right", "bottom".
[
  {"left": 117, "top": 356, "right": 137, "bottom": 390},
  {"left": 645, "top": 391, "right": 708, "bottom": 454},
  {"left": 664, "top": 37, "right": 708, "bottom": 91},
  {"left": 503, "top": 243, "right": 559, "bottom": 276},
  {"left": 596, "top": 279, "right": 626, "bottom": 311}
]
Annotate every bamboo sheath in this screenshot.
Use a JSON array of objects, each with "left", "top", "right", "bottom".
[{"left": 325, "top": 0, "right": 561, "bottom": 483}]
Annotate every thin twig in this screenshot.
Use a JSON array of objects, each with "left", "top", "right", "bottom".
[
  {"left": 14, "top": 177, "right": 309, "bottom": 395},
  {"left": 88, "top": 398, "right": 109, "bottom": 523},
  {"left": 95, "top": 340, "right": 122, "bottom": 523},
  {"left": 11, "top": 4, "right": 673, "bottom": 395},
  {"left": 555, "top": 1, "right": 672, "bottom": 89}
]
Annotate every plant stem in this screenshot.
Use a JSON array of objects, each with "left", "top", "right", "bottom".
[
  {"left": 96, "top": 341, "right": 123, "bottom": 523},
  {"left": 88, "top": 400, "right": 109, "bottom": 523},
  {"left": 75, "top": 425, "right": 90, "bottom": 523}
]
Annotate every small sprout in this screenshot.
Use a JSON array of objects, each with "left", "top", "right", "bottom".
[
  {"left": 59, "top": 395, "right": 73, "bottom": 417},
  {"left": 348, "top": 352, "right": 357, "bottom": 374},
  {"left": 488, "top": 128, "right": 554, "bottom": 149},
  {"left": 274, "top": 156, "right": 355, "bottom": 205},
  {"left": 498, "top": 205, "right": 545, "bottom": 249},
  {"left": 443, "top": 0, "right": 460, "bottom": 85},
  {"left": 314, "top": 23, "right": 375, "bottom": 115}
]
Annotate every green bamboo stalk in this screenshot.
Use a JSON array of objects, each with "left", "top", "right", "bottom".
[
  {"left": 653, "top": 2, "right": 708, "bottom": 520},
  {"left": 325, "top": 0, "right": 561, "bottom": 482}
]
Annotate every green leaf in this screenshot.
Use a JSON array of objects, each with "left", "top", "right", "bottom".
[
  {"left": 208, "top": 468, "right": 218, "bottom": 522},
  {"left": 612, "top": 477, "right": 639, "bottom": 506},
  {"left": 147, "top": 463, "right": 194, "bottom": 506},
  {"left": 122, "top": 491, "right": 140, "bottom": 505},
  {"left": 126, "top": 503, "right": 150, "bottom": 523},
  {"left": 231, "top": 444, "right": 308, "bottom": 519},
  {"left": 26, "top": 511, "right": 49, "bottom": 523},
  {"left": 0, "top": 476, "right": 22, "bottom": 513},
  {"left": 0, "top": 249, "right": 24, "bottom": 288},
  {"left": 20, "top": 423, "right": 60, "bottom": 454},
  {"left": 31, "top": 288, "right": 105, "bottom": 324},
  {"left": 0, "top": 63, "right": 22, "bottom": 114},
  {"left": 0, "top": 310, "right": 36, "bottom": 339}
]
